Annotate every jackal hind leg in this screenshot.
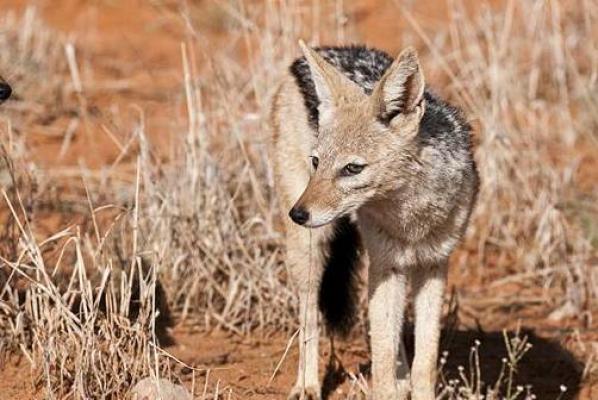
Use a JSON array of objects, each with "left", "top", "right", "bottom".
[
  {"left": 365, "top": 233, "right": 409, "bottom": 400},
  {"left": 410, "top": 263, "right": 448, "bottom": 400},
  {"left": 286, "top": 225, "right": 330, "bottom": 400}
]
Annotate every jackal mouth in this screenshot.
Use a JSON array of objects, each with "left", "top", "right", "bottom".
[
  {"left": 289, "top": 205, "right": 340, "bottom": 228},
  {"left": 303, "top": 219, "right": 335, "bottom": 229}
]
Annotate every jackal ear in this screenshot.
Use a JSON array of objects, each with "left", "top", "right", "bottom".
[
  {"left": 372, "top": 47, "right": 425, "bottom": 124},
  {"left": 298, "top": 40, "right": 364, "bottom": 124}
]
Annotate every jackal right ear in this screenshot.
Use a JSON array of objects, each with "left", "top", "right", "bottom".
[
  {"left": 372, "top": 47, "right": 425, "bottom": 124},
  {"left": 298, "top": 40, "right": 363, "bottom": 124}
]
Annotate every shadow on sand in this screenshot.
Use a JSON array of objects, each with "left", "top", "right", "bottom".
[{"left": 322, "top": 326, "right": 583, "bottom": 400}]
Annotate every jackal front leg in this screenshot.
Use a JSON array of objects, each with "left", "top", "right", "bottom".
[
  {"left": 367, "top": 254, "right": 409, "bottom": 400},
  {"left": 288, "top": 285, "right": 320, "bottom": 400},
  {"left": 410, "top": 263, "right": 448, "bottom": 400},
  {"left": 287, "top": 228, "right": 325, "bottom": 400}
]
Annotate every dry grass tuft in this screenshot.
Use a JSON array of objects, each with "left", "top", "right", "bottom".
[
  {"left": 437, "top": 330, "right": 538, "bottom": 400},
  {"left": 0, "top": 151, "right": 175, "bottom": 397}
]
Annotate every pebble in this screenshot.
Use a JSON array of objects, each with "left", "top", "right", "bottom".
[{"left": 131, "top": 377, "right": 192, "bottom": 400}]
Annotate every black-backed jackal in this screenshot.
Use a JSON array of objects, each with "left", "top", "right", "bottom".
[{"left": 270, "top": 42, "right": 478, "bottom": 400}]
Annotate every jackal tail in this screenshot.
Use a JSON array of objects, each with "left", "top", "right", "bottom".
[{"left": 318, "top": 216, "right": 362, "bottom": 338}]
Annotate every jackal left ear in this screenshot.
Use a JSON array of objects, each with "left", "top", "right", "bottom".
[
  {"left": 298, "top": 40, "right": 364, "bottom": 124},
  {"left": 372, "top": 47, "right": 425, "bottom": 124}
]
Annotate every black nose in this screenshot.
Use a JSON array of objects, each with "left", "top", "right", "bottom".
[
  {"left": 289, "top": 207, "right": 309, "bottom": 225},
  {"left": 0, "top": 83, "right": 12, "bottom": 102}
]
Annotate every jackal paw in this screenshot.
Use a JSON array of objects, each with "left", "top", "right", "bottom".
[
  {"left": 411, "top": 371, "right": 435, "bottom": 400},
  {"left": 410, "top": 386, "right": 435, "bottom": 400},
  {"left": 397, "top": 379, "right": 410, "bottom": 399},
  {"left": 288, "top": 384, "right": 321, "bottom": 400},
  {"left": 370, "top": 380, "right": 410, "bottom": 400}
]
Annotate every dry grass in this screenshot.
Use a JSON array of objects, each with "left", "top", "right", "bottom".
[
  {"left": 0, "top": 0, "right": 596, "bottom": 398},
  {"left": 426, "top": 0, "right": 598, "bottom": 316},
  {"left": 436, "top": 329, "right": 559, "bottom": 400}
]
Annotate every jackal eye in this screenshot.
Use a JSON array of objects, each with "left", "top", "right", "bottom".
[
  {"left": 341, "top": 163, "right": 365, "bottom": 176},
  {"left": 310, "top": 156, "right": 319, "bottom": 170}
]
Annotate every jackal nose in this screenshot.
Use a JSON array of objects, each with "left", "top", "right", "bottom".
[
  {"left": 0, "top": 83, "right": 11, "bottom": 102},
  {"left": 289, "top": 207, "right": 309, "bottom": 225}
]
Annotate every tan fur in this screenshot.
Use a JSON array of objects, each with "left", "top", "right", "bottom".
[{"left": 271, "top": 43, "right": 478, "bottom": 400}]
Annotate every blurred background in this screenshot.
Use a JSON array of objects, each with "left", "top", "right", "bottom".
[{"left": 0, "top": 1, "right": 596, "bottom": 399}]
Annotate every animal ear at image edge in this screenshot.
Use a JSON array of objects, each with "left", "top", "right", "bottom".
[
  {"left": 0, "top": 76, "right": 12, "bottom": 103},
  {"left": 372, "top": 46, "right": 425, "bottom": 123}
]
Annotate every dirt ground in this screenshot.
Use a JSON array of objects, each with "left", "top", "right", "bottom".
[
  {"left": 0, "top": 326, "right": 591, "bottom": 399},
  {"left": 0, "top": 0, "right": 596, "bottom": 399}
]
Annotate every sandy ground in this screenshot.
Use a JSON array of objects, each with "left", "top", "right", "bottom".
[
  {"left": 0, "top": 0, "right": 596, "bottom": 399},
  {"left": 1, "top": 326, "right": 590, "bottom": 399}
]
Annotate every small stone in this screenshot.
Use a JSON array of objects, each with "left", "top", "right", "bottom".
[{"left": 131, "top": 377, "right": 192, "bottom": 400}]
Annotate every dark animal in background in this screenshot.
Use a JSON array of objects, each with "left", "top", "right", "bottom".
[{"left": 0, "top": 76, "right": 12, "bottom": 104}]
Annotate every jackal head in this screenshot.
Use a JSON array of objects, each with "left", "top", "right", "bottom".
[
  {"left": 0, "top": 76, "right": 12, "bottom": 104},
  {"left": 289, "top": 42, "right": 426, "bottom": 228}
]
